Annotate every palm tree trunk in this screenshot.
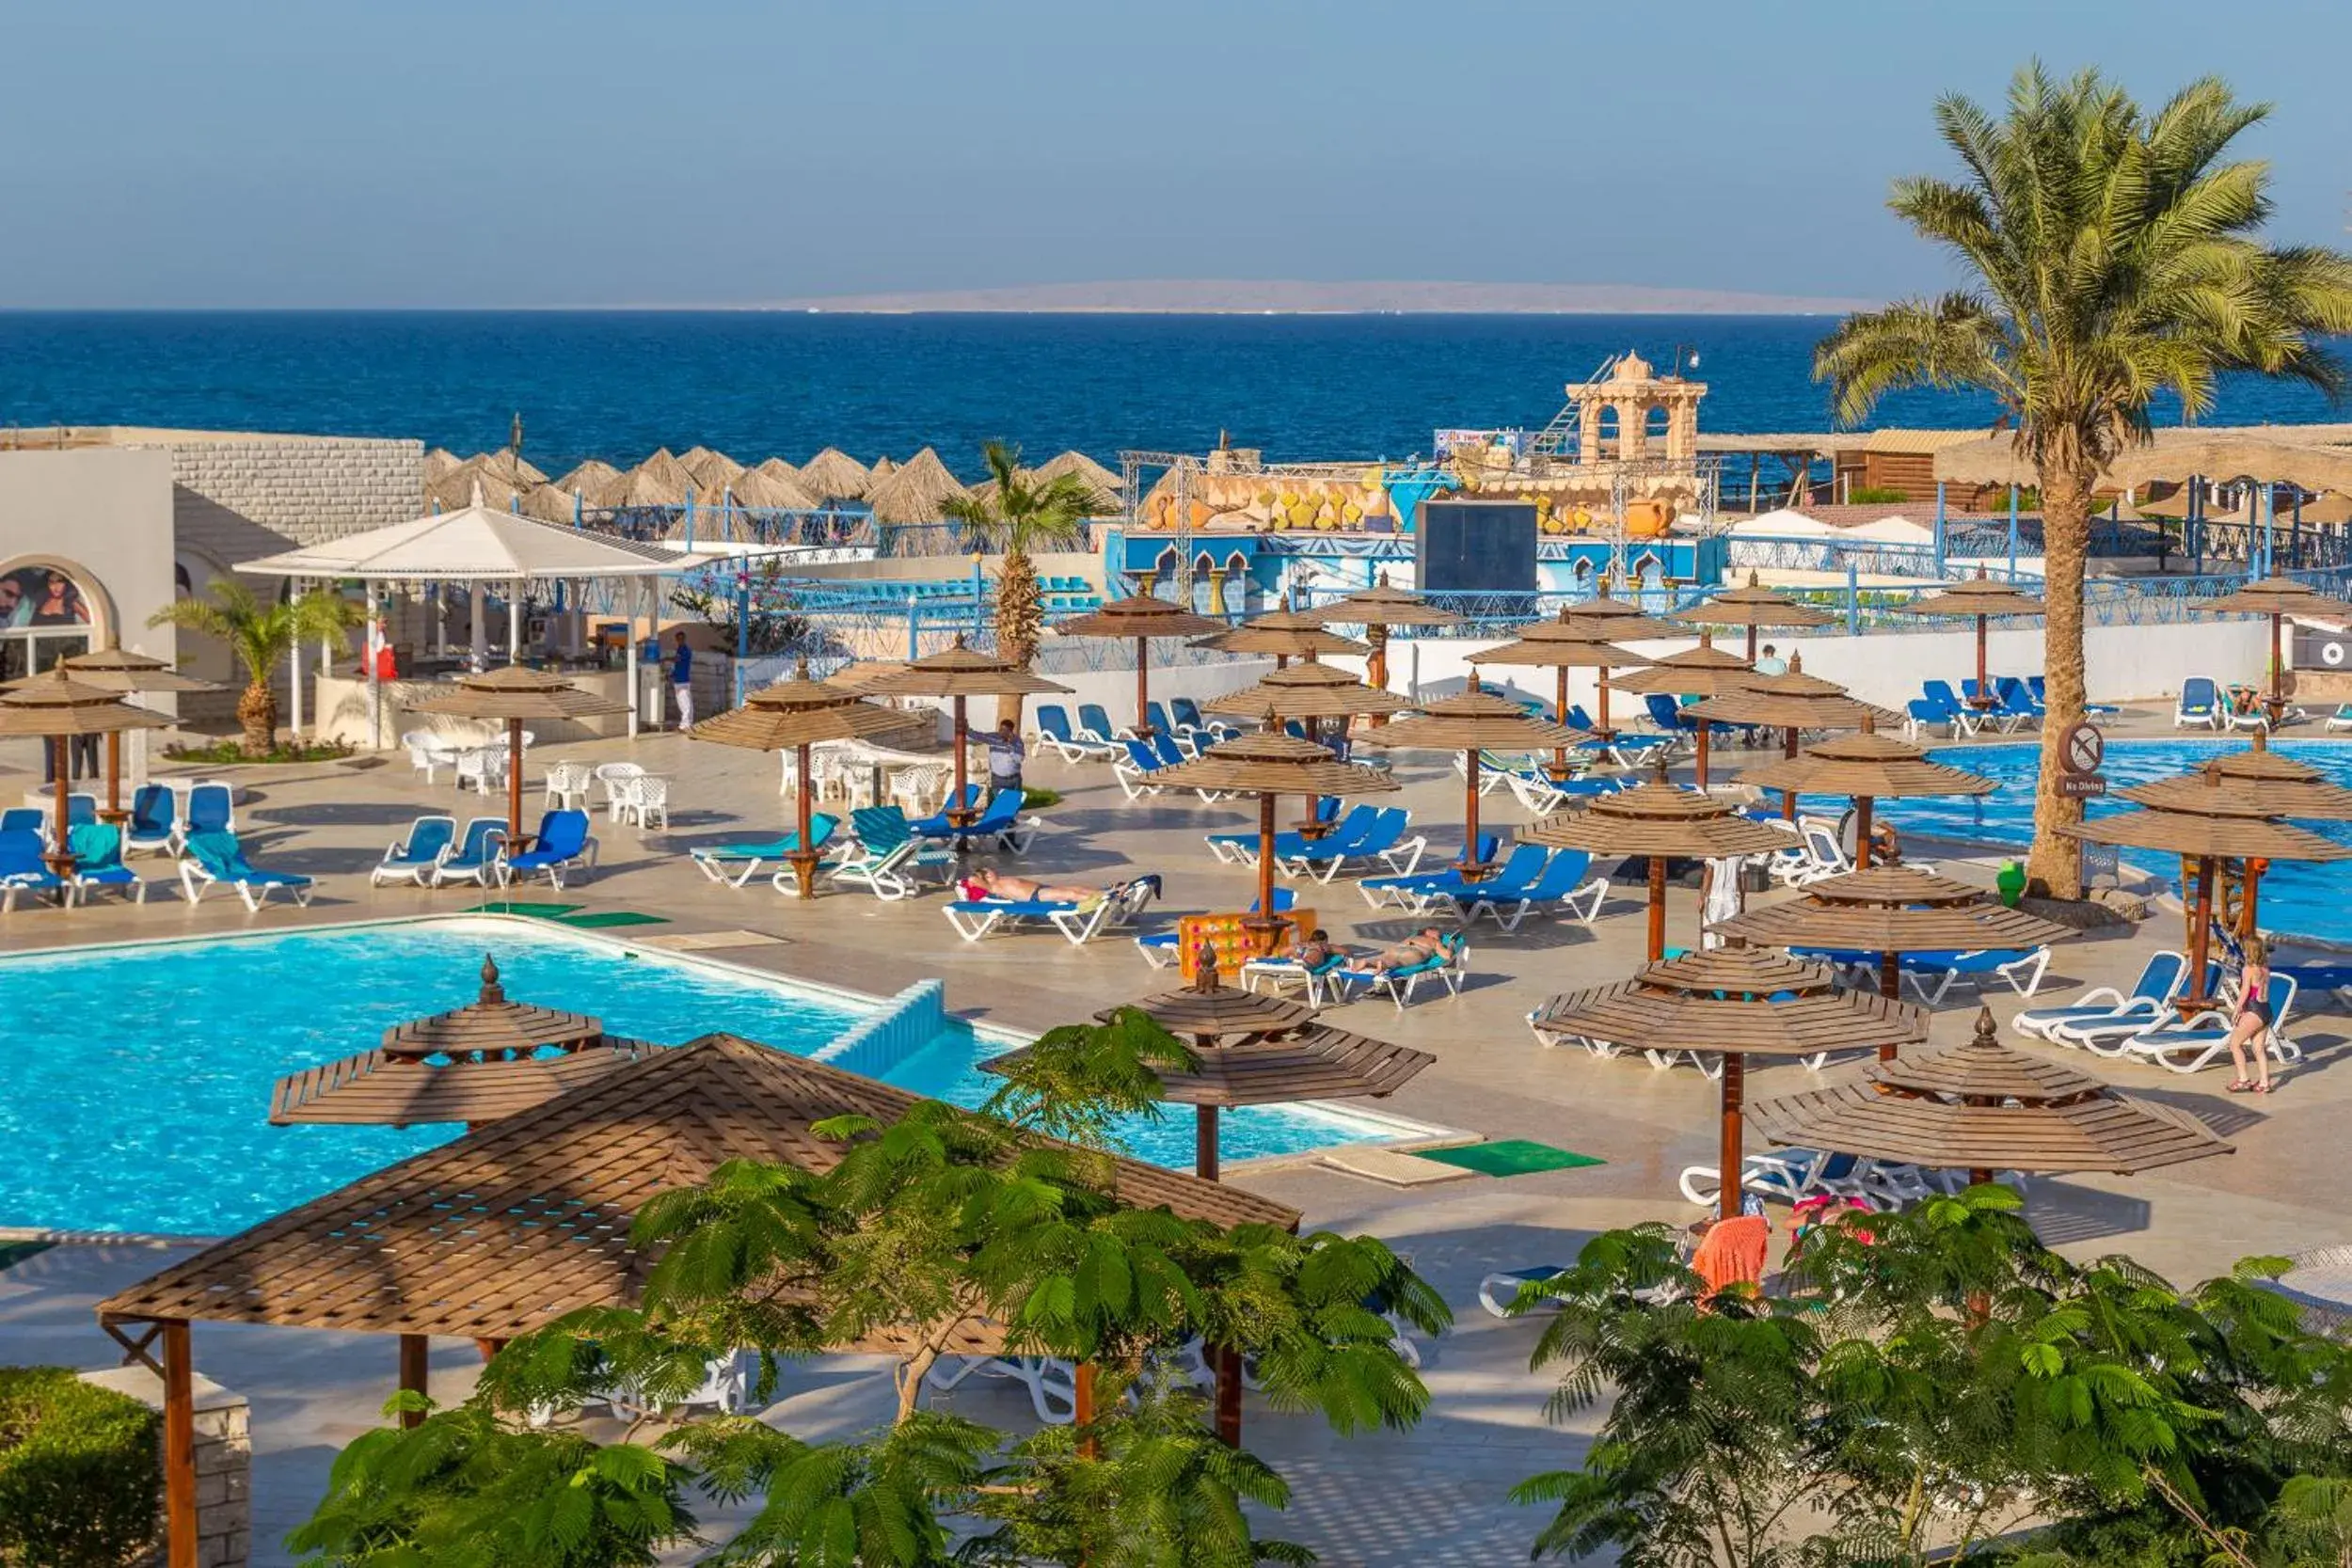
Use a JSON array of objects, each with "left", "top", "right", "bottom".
[
  {"left": 236, "top": 679, "right": 278, "bottom": 758},
  {"left": 2026, "top": 461, "right": 2094, "bottom": 899},
  {"left": 996, "top": 548, "right": 1041, "bottom": 728}
]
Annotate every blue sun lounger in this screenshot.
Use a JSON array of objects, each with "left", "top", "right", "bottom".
[
  {"left": 178, "top": 830, "right": 315, "bottom": 911},
  {"left": 372, "top": 815, "right": 457, "bottom": 887},
  {"left": 691, "top": 813, "right": 841, "bottom": 887},
  {"left": 0, "top": 828, "right": 65, "bottom": 912},
  {"left": 430, "top": 817, "right": 509, "bottom": 888},
  {"left": 1457, "top": 849, "right": 1608, "bottom": 930},
  {"left": 943, "top": 877, "right": 1160, "bottom": 944},
  {"left": 1030, "top": 705, "right": 1116, "bottom": 762},
  {"left": 1360, "top": 834, "right": 1515, "bottom": 911},
  {"left": 2012, "top": 950, "right": 2190, "bottom": 1043},
  {"left": 124, "top": 784, "right": 179, "bottom": 856},
  {"left": 67, "top": 823, "right": 146, "bottom": 905},
  {"left": 502, "top": 810, "right": 598, "bottom": 890}
]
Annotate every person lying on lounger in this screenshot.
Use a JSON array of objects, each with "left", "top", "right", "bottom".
[
  {"left": 1287, "top": 927, "right": 1337, "bottom": 968},
  {"left": 961, "top": 867, "right": 1101, "bottom": 904},
  {"left": 1357, "top": 927, "right": 1450, "bottom": 971}
]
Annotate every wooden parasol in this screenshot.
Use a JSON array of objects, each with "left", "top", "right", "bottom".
[
  {"left": 1532, "top": 948, "right": 1928, "bottom": 1218},
  {"left": 1145, "top": 724, "right": 1401, "bottom": 954},
  {"left": 406, "top": 666, "right": 631, "bottom": 842},
  {"left": 2063, "top": 768, "right": 2347, "bottom": 1013},
  {"left": 1604, "top": 631, "right": 1758, "bottom": 787},
  {"left": 1735, "top": 714, "right": 1996, "bottom": 872},
  {"left": 1191, "top": 608, "right": 1369, "bottom": 668},
  {"left": 1687, "top": 655, "right": 1899, "bottom": 819},
  {"left": 1356, "top": 673, "right": 1589, "bottom": 875},
  {"left": 1295, "top": 574, "right": 1461, "bottom": 708},
  {"left": 51, "top": 645, "right": 221, "bottom": 827},
  {"left": 0, "top": 668, "right": 172, "bottom": 878},
  {"left": 865, "top": 638, "right": 1073, "bottom": 829},
  {"left": 1204, "top": 659, "right": 1413, "bottom": 833},
  {"left": 1882, "top": 570, "right": 2045, "bottom": 711},
  {"left": 1475, "top": 610, "right": 1647, "bottom": 768},
  {"left": 691, "top": 660, "right": 932, "bottom": 895},
  {"left": 2196, "top": 575, "right": 2352, "bottom": 723},
  {"left": 1520, "top": 780, "right": 1791, "bottom": 958},
  {"left": 1670, "top": 571, "right": 1836, "bottom": 661},
  {"left": 1052, "top": 593, "right": 1229, "bottom": 738},
  {"left": 1748, "top": 1006, "right": 2233, "bottom": 1186}
]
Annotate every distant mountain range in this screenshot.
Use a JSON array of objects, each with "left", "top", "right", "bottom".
[{"left": 768, "top": 279, "right": 1879, "bottom": 315}]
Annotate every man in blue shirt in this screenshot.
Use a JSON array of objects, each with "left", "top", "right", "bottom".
[{"left": 669, "top": 630, "right": 694, "bottom": 730}]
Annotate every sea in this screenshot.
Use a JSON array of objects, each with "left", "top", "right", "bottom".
[{"left": 0, "top": 311, "right": 2340, "bottom": 474}]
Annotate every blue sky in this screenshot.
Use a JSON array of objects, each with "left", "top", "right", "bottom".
[{"left": 4, "top": 0, "right": 2347, "bottom": 308}]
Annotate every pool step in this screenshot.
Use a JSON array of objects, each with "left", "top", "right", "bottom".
[{"left": 815, "top": 979, "right": 948, "bottom": 1079}]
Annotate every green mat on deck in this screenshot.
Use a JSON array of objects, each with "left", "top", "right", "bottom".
[
  {"left": 556, "top": 911, "right": 671, "bottom": 929},
  {"left": 1413, "top": 1140, "right": 1604, "bottom": 1178},
  {"left": 466, "top": 901, "right": 582, "bottom": 918}
]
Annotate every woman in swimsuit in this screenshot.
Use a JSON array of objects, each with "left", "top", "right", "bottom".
[{"left": 2222, "top": 932, "right": 2275, "bottom": 1093}]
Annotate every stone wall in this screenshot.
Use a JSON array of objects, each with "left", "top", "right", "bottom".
[{"left": 78, "top": 1365, "right": 251, "bottom": 1568}]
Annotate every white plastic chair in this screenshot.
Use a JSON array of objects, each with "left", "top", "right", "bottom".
[
  {"left": 543, "top": 762, "right": 595, "bottom": 813},
  {"left": 619, "top": 775, "right": 670, "bottom": 831},
  {"left": 594, "top": 762, "right": 644, "bottom": 822},
  {"left": 453, "top": 748, "right": 499, "bottom": 797}
]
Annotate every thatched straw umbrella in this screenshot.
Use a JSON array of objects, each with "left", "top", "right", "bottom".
[
  {"left": 406, "top": 667, "right": 630, "bottom": 840},
  {"left": 1295, "top": 575, "right": 1461, "bottom": 708},
  {"left": 1191, "top": 609, "right": 1369, "bottom": 669},
  {"left": 866, "top": 639, "right": 1073, "bottom": 829},
  {"left": 1146, "top": 726, "right": 1401, "bottom": 954},
  {"left": 1749, "top": 1006, "right": 2232, "bottom": 1191},
  {"left": 2063, "top": 768, "right": 2347, "bottom": 1015},
  {"left": 1533, "top": 949, "right": 1928, "bottom": 1219},
  {"left": 1671, "top": 571, "right": 1836, "bottom": 662},
  {"left": 269, "top": 956, "right": 666, "bottom": 1128},
  {"left": 1735, "top": 715, "right": 1996, "bottom": 869},
  {"left": 1033, "top": 450, "right": 1122, "bottom": 499},
  {"left": 1521, "top": 781, "right": 1792, "bottom": 959},
  {"left": 0, "top": 669, "right": 171, "bottom": 877},
  {"left": 727, "top": 467, "right": 820, "bottom": 513},
  {"left": 1605, "top": 633, "right": 1759, "bottom": 787},
  {"left": 692, "top": 659, "right": 931, "bottom": 895},
  {"left": 1882, "top": 570, "right": 2045, "bottom": 711},
  {"left": 800, "top": 451, "right": 875, "bottom": 500},
  {"left": 1686, "top": 656, "right": 1899, "bottom": 818},
  {"left": 1206, "top": 658, "right": 1414, "bottom": 835},
  {"left": 1052, "top": 593, "right": 1229, "bottom": 738},
  {"left": 424, "top": 449, "right": 462, "bottom": 481},
  {"left": 2195, "top": 575, "right": 2352, "bottom": 723},
  {"left": 677, "top": 446, "right": 746, "bottom": 491},
  {"left": 754, "top": 455, "right": 804, "bottom": 484},
  {"left": 1358, "top": 675, "right": 1588, "bottom": 875},
  {"left": 1477, "top": 610, "right": 1649, "bottom": 769},
  {"left": 866, "top": 447, "right": 968, "bottom": 526},
  {"left": 516, "top": 483, "right": 580, "bottom": 525},
  {"left": 428, "top": 465, "right": 524, "bottom": 515},
  {"left": 600, "top": 463, "right": 689, "bottom": 511},
  {"left": 1712, "top": 864, "right": 2072, "bottom": 1044},
  {"left": 555, "top": 459, "right": 621, "bottom": 499},
  {"left": 867, "top": 455, "right": 898, "bottom": 485},
  {"left": 53, "top": 645, "right": 220, "bottom": 825}
]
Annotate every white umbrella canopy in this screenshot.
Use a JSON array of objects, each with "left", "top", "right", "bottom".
[{"left": 239, "top": 486, "right": 728, "bottom": 581}]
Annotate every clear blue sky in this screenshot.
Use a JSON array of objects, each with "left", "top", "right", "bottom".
[{"left": 4, "top": 0, "right": 2346, "bottom": 308}]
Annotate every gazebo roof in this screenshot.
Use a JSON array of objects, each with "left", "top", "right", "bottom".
[
  {"left": 1883, "top": 571, "right": 2047, "bottom": 619},
  {"left": 405, "top": 664, "right": 632, "bottom": 723},
  {"left": 1735, "top": 721, "right": 2000, "bottom": 800},
  {"left": 1476, "top": 610, "right": 1648, "bottom": 669},
  {"left": 1147, "top": 727, "right": 1403, "bottom": 798},
  {"left": 1192, "top": 610, "right": 1369, "bottom": 658},
  {"left": 239, "top": 488, "right": 719, "bottom": 580},
  {"left": 1053, "top": 593, "right": 1228, "bottom": 641},
  {"left": 1747, "top": 1008, "right": 2233, "bottom": 1175},
  {"left": 381, "top": 958, "right": 604, "bottom": 1059},
  {"left": 1555, "top": 589, "right": 1683, "bottom": 637},
  {"left": 1710, "top": 865, "right": 2074, "bottom": 953},
  {"left": 2201, "top": 740, "right": 2352, "bottom": 818},
  {"left": 865, "top": 447, "right": 970, "bottom": 525},
  {"left": 1102, "top": 954, "right": 1317, "bottom": 1042},
  {"left": 1685, "top": 659, "right": 1899, "bottom": 729},
  {"left": 2059, "top": 768, "right": 2349, "bottom": 859},
  {"left": 1671, "top": 572, "right": 1837, "bottom": 631},
  {"left": 691, "top": 660, "right": 928, "bottom": 751},
  {"left": 56, "top": 645, "right": 221, "bottom": 695},
  {"left": 864, "top": 638, "right": 1074, "bottom": 700},
  {"left": 102, "top": 1034, "right": 1296, "bottom": 1342},
  {"left": 1202, "top": 659, "right": 1414, "bottom": 721},
  {"left": 1357, "top": 684, "right": 1587, "bottom": 752},
  {"left": 1603, "top": 638, "right": 1756, "bottom": 696},
  {"left": 798, "top": 448, "right": 873, "bottom": 502},
  {"left": 1295, "top": 578, "right": 1462, "bottom": 628},
  {"left": 1520, "top": 781, "right": 1794, "bottom": 859},
  {"left": 1532, "top": 949, "right": 1929, "bottom": 1058},
  {"left": 0, "top": 668, "right": 175, "bottom": 737},
  {"left": 2198, "top": 575, "right": 2352, "bottom": 622}
]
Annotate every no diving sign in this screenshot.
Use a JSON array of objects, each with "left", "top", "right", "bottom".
[{"left": 2059, "top": 721, "right": 2106, "bottom": 799}]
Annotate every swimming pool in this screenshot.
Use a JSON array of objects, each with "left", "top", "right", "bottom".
[
  {"left": 0, "top": 917, "right": 1399, "bottom": 1235},
  {"left": 1870, "top": 737, "right": 2352, "bottom": 942}
]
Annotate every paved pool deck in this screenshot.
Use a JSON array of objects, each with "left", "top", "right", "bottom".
[{"left": 1, "top": 710, "right": 2344, "bottom": 1565}]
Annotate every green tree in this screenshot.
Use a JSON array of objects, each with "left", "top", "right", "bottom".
[
  {"left": 939, "top": 442, "right": 1105, "bottom": 705},
  {"left": 148, "top": 579, "right": 362, "bottom": 755},
  {"left": 1815, "top": 64, "right": 2352, "bottom": 895}
]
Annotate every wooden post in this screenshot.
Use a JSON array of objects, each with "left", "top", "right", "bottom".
[
  {"left": 1366, "top": 621, "right": 1389, "bottom": 695},
  {"left": 506, "top": 715, "right": 525, "bottom": 841},
  {"left": 1853, "top": 797, "right": 1873, "bottom": 871},
  {"left": 399, "top": 1334, "right": 429, "bottom": 1428},
  {"left": 162, "top": 1320, "right": 196, "bottom": 1568},
  {"left": 1195, "top": 1104, "right": 1219, "bottom": 1181},
  {"left": 2185, "top": 855, "right": 2217, "bottom": 1011},
  {"left": 46, "top": 735, "right": 75, "bottom": 879},
  {"left": 103, "top": 730, "right": 126, "bottom": 825},
  {"left": 1976, "top": 613, "right": 1990, "bottom": 702},
  {"left": 1247, "top": 794, "right": 1282, "bottom": 956},
  {"left": 1551, "top": 667, "right": 1572, "bottom": 774},
  {"left": 1595, "top": 661, "right": 1613, "bottom": 736},
  {"left": 1215, "top": 1346, "right": 1243, "bottom": 1448},
  {"left": 1717, "top": 1054, "right": 1745, "bottom": 1223},
  {"left": 1646, "top": 855, "right": 1667, "bottom": 961},
  {"left": 1461, "top": 749, "right": 1484, "bottom": 877},
  {"left": 1074, "top": 1362, "right": 1098, "bottom": 1461},
  {"left": 787, "top": 741, "right": 818, "bottom": 898},
  {"left": 2269, "top": 611, "right": 2285, "bottom": 722},
  {"left": 1135, "top": 636, "right": 1152, "bottom": 736},
  {"left": 1746, "top": 625, "right": 1758, "bottom": 664},
  {"left": 2244, "top": 857, "right": 2265, "bottom": 938},
  {"left": 1693, "top": 713, "right": 1711, "bottom": 791},
  {"left": 1780, "top": 727, "right": 1800, "bottom": 821},
  {"left": 948, "top": 694, "right": 973, "bottom": 828}
]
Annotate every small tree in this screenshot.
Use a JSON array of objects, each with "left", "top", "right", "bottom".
[
  {"left": 148, "top": 579, "right": 361, "bottom": 755},
  {"left": 940, "top": 442, "right": 1105, "bottom": 708}
]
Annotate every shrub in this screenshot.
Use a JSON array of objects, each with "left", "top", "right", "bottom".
[
  {"left": 1848, "top": 484, "right": 1911, "bottom": 503},
  {"left": 0, "top": 1367, "right": 161, "bottom": 1567}
]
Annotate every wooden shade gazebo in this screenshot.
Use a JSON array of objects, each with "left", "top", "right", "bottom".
[
  {"left": 1474, "top": 611, "right": 1650, "bottom": 766},
  {"left": 100, "top": 1033, "right": 1299, "bottom": 1568},
  {"left": 49, "top": 645, "right": 220, "bottom": 826},
  {"left": 0, "top": 668, "right": 171, "bottom": 879},
  {"left": 1735, "top": 715, "right": 1998, "bottom": 868},
  {"left": 1295, "top": 575, "right": 1461, "bottom": 705},
  {"left": 269, "top": 956, "right": 668, "bottom": 1126},
  {"left": 406, "top": 666, "right": 630, "bottom": 840},
  {"left": 1710, "top": 865, "right": 2073, "bottom": 1053},
  {"left": 2062, "top": 769, "right": 2346, "bottom": 1015},
  {"left": 1519, "top": 781, "right": 1791, "bottom": 959},
  {"left": 1670, "top": 571, "right": 1836, "bottom": 661},
  {"left": 1882, "top": 571, "right": 2045, "bottom": 708},
  {"left": 1356, "top": 673, "right": 1589, "bottom": 876},
  {"left": 1604, "top": 632, "right": 1759, "bottom": 788},
  {"left": 691, "top": 659, "right": 930, "bottom": 895},
  {"left": 1531, "top": 949, "right": 1928, "bottom": 1219},
  {"left": 2195, "top": 575, "right": 2352, "bottom": 724},
  {"left": 866, "top": 638, "right": 1073, "bottom": 828},
  {"left": 1686, "top": 657, "right": 1899, "bottom": 819},
  {"left": 2199, "top": 734, "right": 2352, "bottom": 935},
  {"left": 1144, "top": 724, "right": 1401, "bottom": 953},
  {"left": 1190, "top": 609, "right": 1369, "bottom": 670},
  {"left": 1749, "top": 1006, "right": 2233, "bottom": 1189},
  {"left": 1051, "top": 593, "right": 1229, "bottom": 738}
]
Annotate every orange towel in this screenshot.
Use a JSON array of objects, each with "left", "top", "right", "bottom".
[{"left": 1692, "top": 1214, "right": 1770, "bottom": 1298}]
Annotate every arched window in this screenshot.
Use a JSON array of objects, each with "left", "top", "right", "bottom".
[{"left": 0, "top": 562, "right": 96, "bottom": 682}]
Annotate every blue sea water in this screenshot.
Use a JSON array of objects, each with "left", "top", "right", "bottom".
[
  {"left": 0, "top": 311, "right": 2340, "bottom": 475},
  {"left": 0, "top": 919, "right": 1383, "bottom": 1235}
]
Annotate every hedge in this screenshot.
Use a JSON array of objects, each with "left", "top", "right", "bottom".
[{"left": 0, "top": 1367, "right": 161, "bottom": 1567}]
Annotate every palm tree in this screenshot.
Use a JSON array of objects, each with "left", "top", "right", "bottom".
[
  {"left": 149, "top": 579, "right": 362, "bottom": 755},
  {"left": 941, "top": 441, "right": 1106, "bottom": 694},
  {"left": 1816, "top": 65, "right": 2352, "bottom": 896}
]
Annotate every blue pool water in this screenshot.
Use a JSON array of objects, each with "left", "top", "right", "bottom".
[
  {"left": 0, "top": 918, "right": 1388, "bottom": 1235},
  {"left": 1869, "top": 738, "right": 2352, "bottom": 942}
]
